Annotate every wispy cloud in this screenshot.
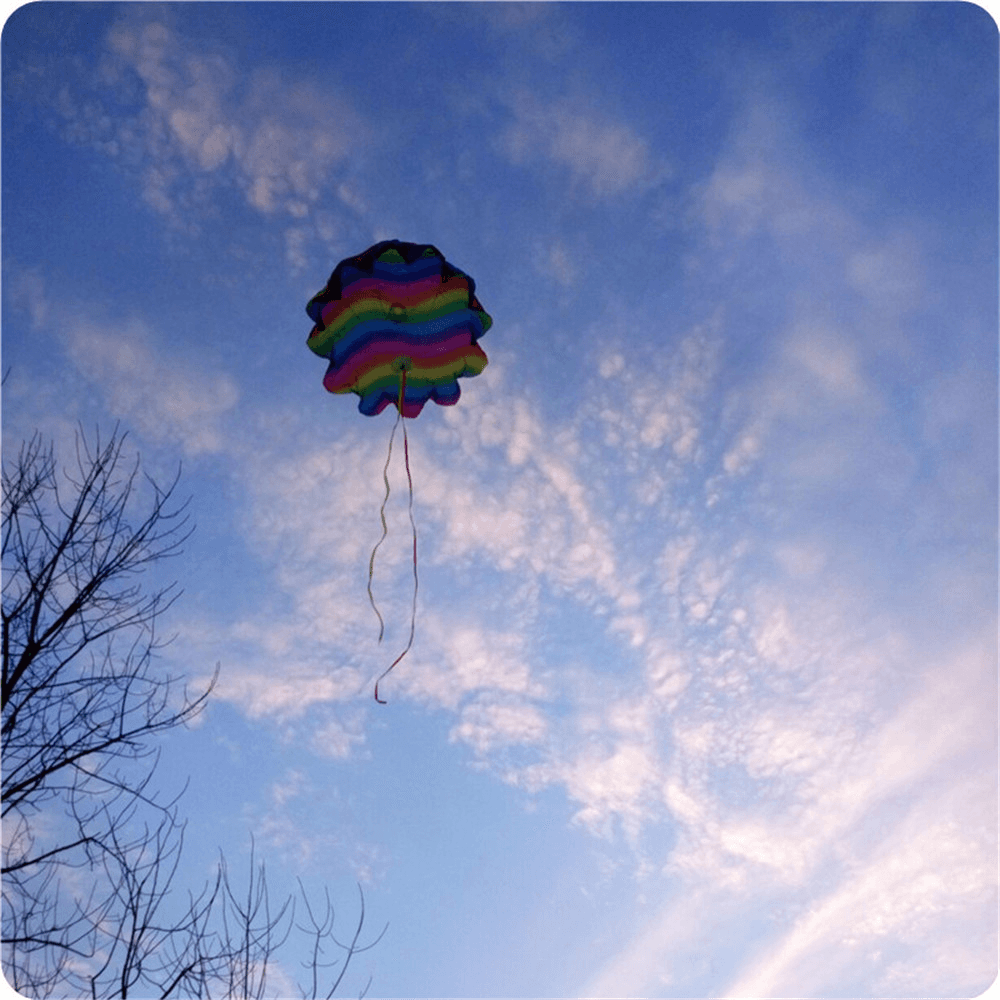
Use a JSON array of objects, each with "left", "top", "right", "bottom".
[
  {"left": 66, "top": 316, "right": 238, "bottom": 455},
  {"left": 213, "top": 667, "right": 365, "bottom": 722},
  {"left": 570, "top": 84, "right": 997, "bottom": 995},
  {"left": 449, "top": 696, "right": 548, "bottom": 756},
  {"left": 8, "top": 270, "right": 238, "bottom": 455},
  {"left": 466, "top": 2, "right": 580, "bottom": 60},
  {"left": 399, "top": 615, "right": 542, "bottom": 712},
  {"left": 242, "top": 768, "right": 385, "bottom": 884},
  {"left": 581, "top": 626, "right": 995, "bottom": 997},
  {"left": 722, "top": 641, "right": 996, "bottom": 997},
  {"left": 25, "top": 10, "right": 367, "bottom": 267},
  {"left": 163, "top": 71, "right": 984, "bottom": 991},
  {"left": 101, "top": 18, "right": 366, "bottom": 226},
  {"left": 498, "top": 91, "right": 663, "bottom": 198}
]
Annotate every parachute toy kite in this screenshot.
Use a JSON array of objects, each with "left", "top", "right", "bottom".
[{"left": 306, "top": 240, "right": 492, "bottom": 702}]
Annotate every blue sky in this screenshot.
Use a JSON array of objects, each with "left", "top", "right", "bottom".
[{"left": 2, "top": 2, "right": 997, "bottom": 997}]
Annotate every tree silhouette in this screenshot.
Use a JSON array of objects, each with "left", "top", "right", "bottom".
[{"left": 2, "top": 427, "right": 386, "bottom": 998}]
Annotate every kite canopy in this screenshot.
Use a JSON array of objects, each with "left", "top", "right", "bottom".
[{"left": 306, "top": 240, "right": 492, "bottom": 417}]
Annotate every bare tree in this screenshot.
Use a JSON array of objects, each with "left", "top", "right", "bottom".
[{"left": 2, "top": 427, "right": 386, "bottom": 998}]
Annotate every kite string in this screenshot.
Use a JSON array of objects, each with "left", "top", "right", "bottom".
[
  {"left": 366, "top": 393, "right": 402, "bottom": 642},
  {"left": 374, "top": 371, "right": 419, "bottom": 704}
]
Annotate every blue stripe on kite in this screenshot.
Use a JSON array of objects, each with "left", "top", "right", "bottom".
[{"left": 328, "top": 313, "right": 485, "bottom": 365}]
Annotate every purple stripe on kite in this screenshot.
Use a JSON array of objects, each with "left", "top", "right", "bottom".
[
  {"left": 340, "top": 274, "right": 446, "bottom": 296},
  {"left": 319, "top": 275, "right": 467, "bottom": 327},
  {"left": 323, "top": 333, "right": 478, "bottom": 391}
]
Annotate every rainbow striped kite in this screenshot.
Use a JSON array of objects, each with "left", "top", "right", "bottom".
[
  {"left": 306, "top": 240, "right": 491, "bottom": 417},
  {"left": 305, "top": 240, "right": 492, "bottom": 703}
]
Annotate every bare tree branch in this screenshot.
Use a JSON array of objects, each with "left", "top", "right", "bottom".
[
  {"left": 3, "top": 426, "right": 385, "bottom": 997},
  {"left": 296, "top": 881, "right": 389, "bottom": 1000}
]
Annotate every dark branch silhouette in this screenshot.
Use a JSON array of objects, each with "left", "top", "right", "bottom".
[{"left": 2, "top": 426, "right": 386, "bottom": 998}]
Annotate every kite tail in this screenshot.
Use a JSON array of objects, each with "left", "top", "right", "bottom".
[
  {"left": 366, "top": 404, "right": 402, "bottom": 642},
  {"left": 374, "top": 371, "right": 419, "bottom": 705}
]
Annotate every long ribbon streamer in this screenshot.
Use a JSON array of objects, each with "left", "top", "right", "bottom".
[
  {"left": 366, "top": 403, "right": 401, "bottom": 642},
  {"left": 373, "top": 370, "right": 419, "bottom": 704}
]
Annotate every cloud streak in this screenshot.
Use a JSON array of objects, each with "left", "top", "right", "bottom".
[
  {"left": 66, "top": 316, "right": 238, "bottom": 455},
  {"left": 499, "top": 91, "right": 663, "bottom": 198},
  {"left": 17, "top": 8, "right": 369, "bottom": 271},
  {"left": 7, "top": 270, "right": 238, "bottom": 456}
]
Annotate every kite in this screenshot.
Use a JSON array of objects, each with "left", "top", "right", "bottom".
[{"left": 306, "top": 240, "right": 492, "bottom": 703}]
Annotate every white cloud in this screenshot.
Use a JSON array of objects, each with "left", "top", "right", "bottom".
[
  {"left": 695, "top": 96, "right": 850, "bottom": 249},
  {"left": 784, "top": 322, "right": 865, "bottom": 399},
  {"left": 499, "top": 92, "right": 660, "bottom": 198},
  {"left": 536, "top": 239, "right": 578, "bottom": 288},
  {"left": 598, "top": 352, "right": 625, "bottom": 379},
  {"left": 583, "top": 616, "right": 995, "bottom": 996},
  {"left": 116, "top": 65, "right": 990, "bottom": 998},
  {"left": 572, "top": 90, "right": 994, "bottom": 993},
  {"left": 517, "top": 737, "right": 662, "bottom": 843},
  {"left": 724, "top": 782, "right": 996, "bottom": 997},
  {"left": 284, "top": 225, "right": 310, "bottom": 272},
  {"left": 62, "top": 314, "right": 238, "bottom": 455},
  {"left": 588, "top": 321, "right": 718, "bottom": 472},
  {"left": 311, "top": 715, "right": 367, "bottom": 760},
  {"left": 566, "top": 742, "right": 659, "bottom": 840},
  {"left": 268, "top": 768, "right": 308, "bottom": 809},
  {"left": 92, "top": 18, "right": 365, "bottom": 234},
  {"left": 720, "top": 424, "right": 762, "bottom": 476},
  {"left": 846, "top": 231, "right": 925, "bottom": 316},
  {"left": 184, "top": 385, "right": 590, "bottom": 718},
  {"left": 644, "top": 641, "right": 691, "bottom": 707},
  {"left": 398, "top": 618, "right": 542, "bottom": 711},
  {"left": 213, "top": 667, "right": 364, "bottom": 721},
  {"left": 450, "top": 697, "right": 548, "bottom": 755},
  {"left": 243, "top": 768, "right": 385, "bottom": 885},
  {"left": 423, "top": 385, "right": 630, "bottom": 608},
  {"left": 688, "top": 98, "right": 949, "bottom": 542},
  {"left": 773, "top": 540, "right": 827, "bottom": 578},
  {"left": 243, "top": 434, "right": 400, "bottom": 579}
]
